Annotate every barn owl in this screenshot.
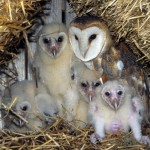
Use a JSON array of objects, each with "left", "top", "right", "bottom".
[
  {"left": 69, "top": 15, "right": 113, "bottom": 70},
  {"left": 88, "top": 80, "right": 150, "bottom": 145},
  {"left": 35, "top": 93, "right": 59, "bottom": 126},
  {"left": 71, "top": 56, "right": 103, "bottom": 103},
  {"left": 33, "top": 22, "right": 79, "bottom": 122},
  {"left": 69, "top": 15, "right": 149, "bottom": 127},
  {"left": 2, "top": 80, "right": 59, "bottom": 132},
  {"left": 69, "top": 56, "right": 103, "bottom": 128}
]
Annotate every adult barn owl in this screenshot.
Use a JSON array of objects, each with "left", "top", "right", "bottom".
[{"left": 69, "top": 15, "right": 112, "bottom": 70}]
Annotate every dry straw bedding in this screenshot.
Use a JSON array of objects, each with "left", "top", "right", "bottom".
[
  {"left": 0, "top": 0, "right": 49, "bottom": 68},
  {"left": 1, "top": 117, "right": 150, "bottom": 150},
  {"left": 0, "top": 0, "right": 50, "bottom": 85},
  {"left": 0, "top": 0, "right": 150, "bottom": 149}
]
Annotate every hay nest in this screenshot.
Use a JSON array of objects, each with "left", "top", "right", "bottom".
[
  {"left": 1, "top": 117, "right": 150, "bottom": 150},
  {"left": 67, "top": 0, "right": 150, "bottom": 76},
  {"left": 0, "top": 0, "right": 51, "bottom": 85},
  {"left": 1, "top": 93, "right": 150, "bottom": 149},
  {"left": 0, "top": 0, "right": 50, "bottom": 73}
]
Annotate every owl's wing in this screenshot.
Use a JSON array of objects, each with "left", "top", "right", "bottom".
[
  {"left": 101, "top": 46, "right": 123, "bottom": 79},
  {"left": 118, "top": 42, "right": 150, "bottom": 124}
]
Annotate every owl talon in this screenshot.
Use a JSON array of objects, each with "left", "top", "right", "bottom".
[
  {"left": 139, "top": 136, "right": 150, "bottom": 145},
  {"left": 90, "top": 133, "right": 103, "bottom": 144}
]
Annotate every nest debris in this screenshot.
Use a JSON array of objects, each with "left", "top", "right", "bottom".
[
  {"left": 1, "top": 94, "right": 150, "bottom": 149},
  {"left": 1, "top": 117, "right": 150, "bottom": 150},
  {"left": 67, "top": 0, "right": 150, "bottom": 76}
]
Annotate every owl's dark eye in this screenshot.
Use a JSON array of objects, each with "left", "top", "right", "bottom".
[
  {"left": 94, "top": 82, "right": 100, "bottom": 87},
  {"left": 21, "top": 105, "right": 28, "bottom": 111},
  {"left": 43, "top": 37, "right": 51, "bottom": 44},
  {"left": 117, "top": 91, "right": 123, "bottom": 96},
  {"left": 81, "top": 82, "right": 88, "bottom": 88},
  {"left": 57, "top": 36, "right": 63, "bottom": 42},
  {"left": 89, "top": 34, "right": 97, "bottom": 41},
  {"left": 105, "top": 91, "right": 111, "bottom": 97},
  {"left": 75, "top": 35, "right": 78, "bottom": 41}
]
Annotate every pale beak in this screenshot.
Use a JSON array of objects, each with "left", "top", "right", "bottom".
[
  {"left": 88, "top": 87, "right": 94, "bottom": 102},
  {"left": 111, "top": 98, "right": 119, "bottom": 109}
]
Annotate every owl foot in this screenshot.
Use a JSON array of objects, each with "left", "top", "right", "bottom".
[
  {"left": 139, "top": 136, "right": 150, "bottom": 146},
  {"left": 90, "top": 133, "right": 103, "bottom": 144}
]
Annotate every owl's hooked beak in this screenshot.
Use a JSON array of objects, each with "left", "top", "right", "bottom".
[
  {"left": 79, "top": 42, "right": 89, "bottom": 59},
  {"left": 13, "top": 118, "right": 26, "bottom": 127},
  {"left": 51, "top": 46, "right": 57, "bottom": 56},
  {"left": 87, "top": 87, "right": 94, "bottom": 102},
  {"left": 110, "top": 98, "right": 120, "bottom": 110},
  {"left": 82, "top": 48, "right": 88, "bottom": 59},
  {"left": 51, "top": 44, "right": 59, "bottom": 57}
]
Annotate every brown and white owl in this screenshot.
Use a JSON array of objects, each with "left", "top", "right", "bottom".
[{"left": 69, "top": 15, "right": 112, "bottom": 70}]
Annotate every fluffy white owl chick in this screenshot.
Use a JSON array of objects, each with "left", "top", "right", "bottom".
[
  {"left": 71, "top": 56, "right": 103, "bottom": 103},
  {"left": 88, "top": 80, "right": 150, "bottom": 145},
  {"left": 2, "top": 80, "right": 59, "bottom": 132},
  {"left": 33, "top": 23, "right": 79, "bottom": 122},
  {"left": 69, "top": 56, "right": 103, "bottom": 128}
]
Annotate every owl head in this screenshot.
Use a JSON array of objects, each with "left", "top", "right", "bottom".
[
  {"left": 69, "top": 15, "right": 112, "bottom": 62},
  {"left": 99, "top": 80, "right": 130, "bottom": 110},
  {"left": 38, "top": 22, "right": 68, "bottom": 58},
  {"left": 11, "top": 99, "right": 32, "bottom": 127},
  {"left": 71, "top": 58, "right": 102, "bottom": 102}
]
